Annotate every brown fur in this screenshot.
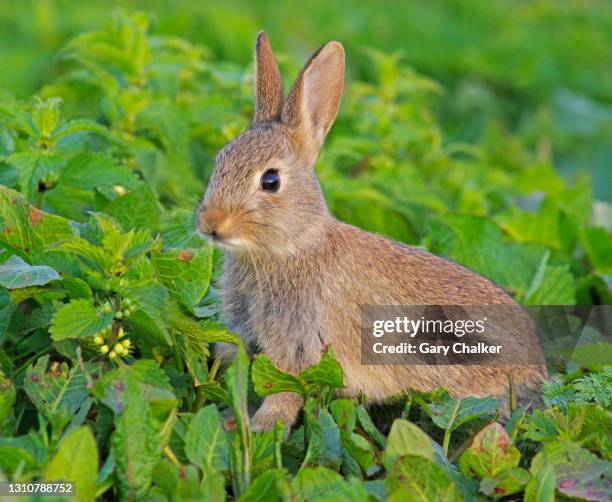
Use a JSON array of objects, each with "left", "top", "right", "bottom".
[{"left": 197, "top": 33, "right": 547, "bottom": 431}]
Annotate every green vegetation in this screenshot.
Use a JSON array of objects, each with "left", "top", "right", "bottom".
[{"left": 0, "top": 5, "right": 610, "bottom": 501}]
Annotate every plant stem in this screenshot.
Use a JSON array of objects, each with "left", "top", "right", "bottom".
[
  {"left": 442, "top": 430, "right": 451, "bottom": 457},
  {"left": 163, "top": 446, "right": 181, "bottom": 467},
  {"left": 36, "top": 189, "right": 44, "bottom": 209}
]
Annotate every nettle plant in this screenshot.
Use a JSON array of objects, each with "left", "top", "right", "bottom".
[{"left": 0, "top": 11, "right": 610, "bottom": 502}]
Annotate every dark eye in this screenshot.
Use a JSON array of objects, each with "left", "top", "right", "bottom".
[{"left": 260, "top": 169, "right": 280, "bottom": 192}]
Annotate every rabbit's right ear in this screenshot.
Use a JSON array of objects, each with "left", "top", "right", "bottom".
[
  {"left": 283, "top": 41, "right": 345, "bottom": 165},
  {"left": 254, "top": 32, "right": 284, "bottom": 123}
]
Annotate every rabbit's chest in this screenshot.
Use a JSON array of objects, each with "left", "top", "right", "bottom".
[{"left": 221, "top": 257, "right": 323, "bottom": 346}]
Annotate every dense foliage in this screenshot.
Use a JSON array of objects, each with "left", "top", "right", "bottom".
[{"left": 0, "top": 9, "right": 610, "bottom": 502}]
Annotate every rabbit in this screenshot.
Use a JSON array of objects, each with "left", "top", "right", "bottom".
[{"left": 196, "top": 32, "right": 547, "bottom": 432}]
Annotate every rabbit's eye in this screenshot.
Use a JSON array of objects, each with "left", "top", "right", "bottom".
[{"left": 260, "top": 169, "right": 280, "bottom": 192}]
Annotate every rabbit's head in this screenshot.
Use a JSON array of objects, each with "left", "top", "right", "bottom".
[{"left": 197, "top": 32, "right": 345, "bottom": 254}]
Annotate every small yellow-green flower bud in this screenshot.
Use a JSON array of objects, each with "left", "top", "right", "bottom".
[
  {"left": 94, "top": 335, "right": 105, "bottom": 346},
  {"left": 100, "top": 345, "right": 110, "bottom": 354},
  {"left": 121, "top": 339, "right": 131, "bottom": 349},
  {"left": 113, "top": 344, "right": 124, "bottom": 355},
  {"left": 109, "top": 350, "right": 117, "bottom": 359}
]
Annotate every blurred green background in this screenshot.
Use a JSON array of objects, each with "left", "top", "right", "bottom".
[{"left": 1, "top": 0, "right": 611, "bottom": 199}]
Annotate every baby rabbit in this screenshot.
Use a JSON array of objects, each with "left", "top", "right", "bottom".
[{"left": 197, "top": 32, "right": 547, "bottom": 431}]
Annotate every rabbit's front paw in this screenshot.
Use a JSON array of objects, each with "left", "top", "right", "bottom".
[{"left": 251, "top": 392, "right": 302, "bottom": 432}]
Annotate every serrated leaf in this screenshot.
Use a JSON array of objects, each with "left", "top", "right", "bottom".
[
  {"left": 185, "top": 404, "right": 229, "bottom": 471},
  {"left": 0, "top": 289, "right": 11, "bottom": 342},
  {"left": 524, "top": 264, "right": 576, "bottom": 305},
  {"left": 152, "top": 246, "right": 213, "bottom": 310},
  {"left": 49, "top": 298, "right": 113, "bottom": 340},
  {"left": 291, "top": 466, "right": 370, "bottom": 501},
  {"left": 480, "top": 467, "right": 531, "bottom": 499},
  {"left": 302, "top": 403, "right": 343, "bottom": 470},
  {"left": 59, "top": 152, "right": 140, "bottom": 191},
  {"left": 386, "top": 455, "right": 462, "bottom": 502},
  {"left": 382, "top": 419, "right": 435, "bottom": 470},
  {"left": 0, "top": 369, "right": 16, "bottom": 435},
  {"left": 24, "top": 355, "right": 88, "bottom": 428},
  {"left": 44, "top": 426, "right": 98, "bottom": 502},
  {"left": 300, "top": 346, "right": 344, "bottom": 392},
  {"left": 0, "top": 185, "right": 73, "bottom": 252},
  {"left": 0, "top": 255, "right": 61, "bottom": 288},
  {"left": 104, "top": 185, "right": 161, "bottom": 232},
  {"left": 252, "top": 355, "right": 306, "bottom": 397}
]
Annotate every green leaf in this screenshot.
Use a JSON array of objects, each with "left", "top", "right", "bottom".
[
  {"left": 23, "top": 355, "right": 88, "bottom": 429},
  {"left": 480, "top": 467, "right": 531, "bottom": 499},
  {"left": 524, "top": 464, "right": 555, "bottom": 502},
  {"left": 44, "top": 426, "right": 98, "bottom": 502},
  {"left": 252, "top": 355, "right": 306, "bottom": 397},
  {"left": 226, "top": 343, "right": 251, "bottom": 495},
  {"left": 111, "top": 377, "right": 163, "bottom": 501},
  {"left": 127, "top": 284, "right": 171, "bottom": 346},
  {"left": 530, "top": 441, "right": 611, "bottom": 501},
  {"left": 414, "top": 390, "right": 499, "bottom": 434},
  {"left": 524, "top": 264, "right": 576, "bottom": 305},
  {"left": 425, "top": 214, "right": 544, "bottom": 295},
  {"left": 0, "top": 254, "right": 60, "bottom": 288},
  {"left": 184, "top": 404, "right": 229, "bottom": 471},
  {"left": 581, "top": 227, "right": 612, "bottom": 274},
  {"left": 386, "top": 455, "right": 462, "bottom": 502},
  {"left": 152, "top": 246, "right": 213, "bottom": 310},
  {"left": 356, "top": 404, "right": 386, "bottom": 449},
  {"left": 0, "top": 369, "right": 16, "bottom": 435},
  {"left": 59, "top": 152, "right": 140, "bottom": 191},
  {"left": 238, "top": 469, "right": 289, "bottom": 502},
  {"left": 7, "top": 152, "right": 64, "bottom": 202},
  {"left": 302, "top": 403, "right": 343, "bottom": 470},
  {"left": 0, "top": 185, "right": 73, "bottom": 253},
  {"left": 459, "top": 423, "right": 521, "bottom": 479},
  {"left": 49, "top": 298, "right": 113, "bottom": 341},
  {"left": 300, "top": 345, "right": 344, "bottom": 392},
  {"left": 0, "top": 289, "right": 11, "bottom": 342},
  {"left": 382, "top": 419, "right": 435, "bottom": 470},
  {"left": 104, "top": 185, "right": 161, "bottom": 232},
  {"left": 291, "top": 466, "right": 370, "bottom": 501}
]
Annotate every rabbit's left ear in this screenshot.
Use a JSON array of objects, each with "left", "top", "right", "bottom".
[
  {"left": 254, "top": 32, "right": 284, "bottom": 123},
  {"left": 283, "top": 41, "right": 345, "bottom": 163}
]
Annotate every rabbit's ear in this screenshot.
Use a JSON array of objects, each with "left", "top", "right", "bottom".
[
  {"left": 283, "top": 41, "right": 345, "bottom": 163},
  {"left": 254, "top": 32, "right": 284, "bottom": 123}
]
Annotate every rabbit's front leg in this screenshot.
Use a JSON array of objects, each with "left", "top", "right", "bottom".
[{"left": 251, "top": 392, "right": 303, "bottom": 432}]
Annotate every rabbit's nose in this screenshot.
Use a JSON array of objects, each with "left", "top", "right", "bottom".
[{"left": 198, "top": 207, "right": 226, "bottom": 238}]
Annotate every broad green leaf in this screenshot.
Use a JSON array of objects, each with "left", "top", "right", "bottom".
[
  {"left": 479, "top": 467, "right": 531, "bottom": 499},
  {"left": 414, "top": 390, "right": 499, "bottom": 433},
  {"left": 6, "top": 152, "right": 64, "bottom": 202},
  {"left": 382, "top": 419, "right": 435, "bottom": 470},
  {"left": 0, "top": 185, "right": 73, "bottom": 252},
  {"left": 292, "top": 466, "right": 370, "bottom": 501},
  {"left": 386, "top": 455, "right": 462, "bottom": 502},
  {"left": 197, "top": 381, "right": 230, "bottom": 404},
  {"left": 104, "top": 185, "right": 161, "bottom": 232},
  {"left": 425, "top": 214, "right": 544, "bottom": 295},
  {"left": 127, "top": 283, "right": 171, "bottom": 346},
  {"left": 524, "top": 464, "right": 555, "bottom": 502},
  {"left": 91, "top": 359, "right": 177, "bottom": 420},
  {"left": 459, "top": 423, "right": 520, "bottom": 479},
  {"left": 111, "top": 377, "right": 163, "bottom": 501},
  {"left": 185, "top": 404, "right": 229, "bottom": 471},
  {"left": 24, "top": 355, "right": 88, "bottom": 430},
  {"left": 152, "top": 246, "right": 213, "bottom": 310},
  {"left": 49, "top": 298, "right": 113, "bottom": 340},
  {"left": 524, "top": 264, "right": 576, "bottom": 305},
  {"left": 44, "top": 426, "right": 98, "bottom": 502},
  {"left": 59, "top": 152, "right": 140, "bottom": 191},
  {"left": 238, "top": 468, "right": 289, "bottom": 502},
  {"left": 252, "top": 355, "right": 306, "bottom": 397},
  {"left": 300, "top": 346, "right": 344, "bottom": 392},
  {"left": 226, "top": 343, "right": 251, "bottom": 494},
  {"left": 302, "top": 403, "right": 343, "bottom": 470},
  {"left": 356, "top": 404, "right": 386, "bottom": 449},
  {"left": 0, "top": 254, "right": 60, "bottom": 288},
  {"left": 530, "top": 441, "right": 612, "bottom": 500},
  {"left": 581, "top": 227, "right": 612, "bottom": 274}
]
